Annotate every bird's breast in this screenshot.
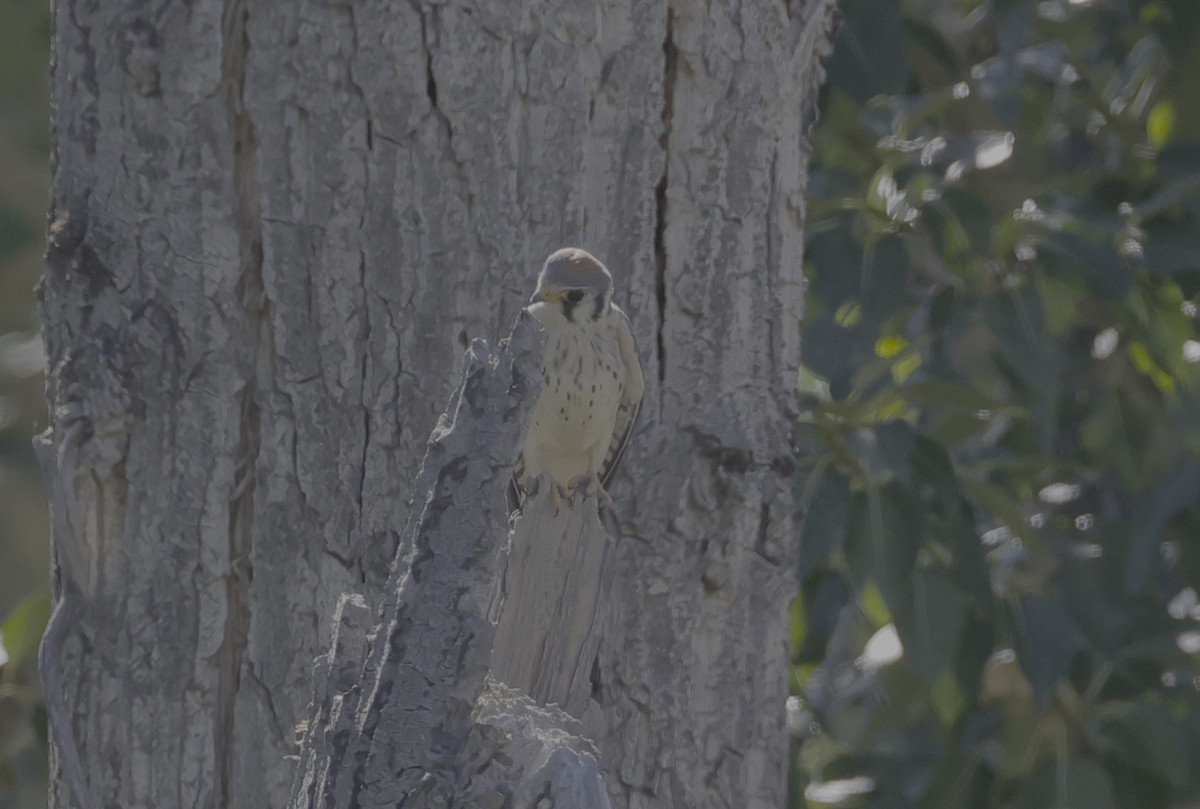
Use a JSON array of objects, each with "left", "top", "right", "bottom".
[{"left": 532, "top": 327, "right": 624, "bottom": 450}]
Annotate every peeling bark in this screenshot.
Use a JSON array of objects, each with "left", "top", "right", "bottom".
[{"left": 41, "top": 0, "right": 838, "bottom": 806}]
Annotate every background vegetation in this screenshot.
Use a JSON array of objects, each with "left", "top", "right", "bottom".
[
  {"left": 1, "top": 0, "right": 1198, "bottom": 807},
  {"left": 0, "top": 0, "right": 52, "bottom": 806},
  {"left": 791, "top": 0, "right": 1200, "bottom": 806}
]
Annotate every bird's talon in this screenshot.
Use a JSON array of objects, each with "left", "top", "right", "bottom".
[{"left": 567, "top": 471, "right": 595, "bottom": 492}]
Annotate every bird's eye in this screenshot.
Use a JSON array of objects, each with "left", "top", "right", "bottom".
[{"left": 565, "top": 290, "right": 585, "bottom": 304}]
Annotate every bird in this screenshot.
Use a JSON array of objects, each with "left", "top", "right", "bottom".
[{"left": 509, "top": 247, "right": 644, "bottom": 511}]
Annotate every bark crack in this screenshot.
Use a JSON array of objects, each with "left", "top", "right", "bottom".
[
  {"left": 425, "top": 41, "right": 438, "bottom": 108},
  {"left": 217, "top": 0, "right": 263, "bottom": 803},
  {"left": 766, "top": 146, "right": 779, "bottom": 378},
  {"left": 342, "top": 4, "right": 374, "bottom": 544},
  {"left": 410, "top": 0, "right": 479, "bottom": 270},
  {"left": 654, "top": 9, "right": 676, "bottom": 388},
  {"left": 358, "top": 350, "right": 370, "bottom": 512},
  {"left": 414, "top": 1, "right": 442, "bottom": 119}
]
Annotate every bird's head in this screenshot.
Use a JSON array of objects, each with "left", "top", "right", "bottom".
[{"left": 529, "top": 247, "right": 613, "bottom": 325}]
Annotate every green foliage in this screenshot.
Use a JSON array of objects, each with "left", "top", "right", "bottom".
[
  {"left": 0, "top": 0, "right": 52, "bottom": 806},
  {"left": 792, "top": 1, "right": 1200, "bottom": 807},
  {"left": 0, "top": 592, "right": 49, "bottom": 808}
]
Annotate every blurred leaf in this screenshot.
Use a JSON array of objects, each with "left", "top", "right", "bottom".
[
  {"left": 875, "top": 336, "right": 907, "bottom": 359},
  {"left": 993, "top": 0, "right": 1038, "bottom": 56},
  {"left": 862, "top": 235, "right": 910, "bottom": 321},
  {"left": 1039, "top": 230, "right": 1133, "bottom": 301},
  {"left": 859, "top": 581, "right": 892, "bottom": 628},
  {"left": 1156, "top": 142, "right": 1200, "bottom": 180},
  {"left": 1060, "top": 756, "right": 1117, "bottom": 809},
  {"left": 985, "top": 285, "right": 1058, "bottom": 397},
  {"left": 1016, "top": 40, "right": 1069, "bottom": 81},
  {"left": 845, "top": 484, "right": 921, "bottom": 627},
  {"left": 894, "top": 568, "right": 969, "bottom": 684},
  {"left": 1104, "top": 35, "right": 1168, "bottom": 120},
  {"left": 905, "top": 378, "right": 999, "bottom": 411},
  {"left": 969, "top": 55, "right": 1023, "bottom": 123},
  {"left": 1132, "top": 172, "right": 1200, "bottom": 222},
  {"left": 1126, "top": 340, "right": 1175, "bottom": 392},
  {"left": 0, "top": 206, "right": 33, "bottom": 261},
  {"left": 1059, "top": 577, "right": 1124, "bottom": 657},
  {"left": 1147, "top": 100, "right": 1176, "bottom": 148},
  {"left": 1018, "top": 755, "right": 1116, "bottom": 809},
  {"left": 799, "top": 466, "right": 853, "bottom": 580},
  {"left": 873, "top": 421, "right": 917, "bottom": 481},
  {"left": 934, "top": 188, "right": 994, "bottom": 259},
  {"left": 827, "top": 0, "right": 910, "bottom": 103},
  {"left": 1141, "top": 225, "right": 1200, "bottom": 280},
  {"left": 1008, "top": 594, "right": 1081, "bottom": 711},
  {"left": 790, "top": 594, "right": 807, "bottom": 654},
  {"left": 929, "top": 670, "right": 964, "bottom": 726},
  {"left": 1124, "top": 458, "right": 1200, "bottom": 594},
  {"left": 960, "top": 478, "right": 1042, "bottom": 551},
  {"left": 1093, "top": 702, "right": 1189, "bottom": 788},
  {"left": 794, "top": 573, "right": 853, "bottom": 666},
  {"left": 954, "top": 614, "right": 997, "bottom": 700},
  {"left": 903, "top": 18, "right": 958, "bottom": 75},
  {"left": 0, "top": 591, "right": 47, "bottom": 672}
]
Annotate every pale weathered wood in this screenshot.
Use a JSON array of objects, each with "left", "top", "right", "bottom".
[
  {"left": 288, "top": 592, "right": 373, "bottom": 808},
  {"left": 41, "top": 0, "right": 837, "bottom": 806},
  {"left": 467, "top": 678, "right": 612, "bottom": 809},
  {"left": 492, "top": 490, "right": 615, "bottom": 721}
]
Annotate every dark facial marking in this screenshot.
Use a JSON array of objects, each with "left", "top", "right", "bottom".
[
  {"left": 591, "top": 291, "right": 606, "bottom": 321},
  {"left": 561, "top": 290, "right": 583, "bottom": 322}
]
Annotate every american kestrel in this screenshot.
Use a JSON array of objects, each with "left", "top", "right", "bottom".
[{"left": 509, "top": 248, "right": 644, "bottom": 510}]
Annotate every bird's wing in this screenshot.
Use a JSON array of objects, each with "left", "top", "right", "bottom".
[{"left": 599, "top": 305, "right": 644, "bottom": 488}]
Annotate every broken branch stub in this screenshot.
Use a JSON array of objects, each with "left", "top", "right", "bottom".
[
  {"left": 287, "top": 312, "right": 611, "bottom": 809},
  {"left": 491, "top": 491, "right": 614, "bottom": 725}
]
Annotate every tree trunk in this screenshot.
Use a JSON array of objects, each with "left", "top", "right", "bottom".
[{"left": 39, "top": 0, "right": 837, "bottom": 807}]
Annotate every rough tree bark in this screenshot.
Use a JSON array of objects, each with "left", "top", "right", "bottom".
[{"left": 40, "top": 0, "right": 837, "bottom": 807}]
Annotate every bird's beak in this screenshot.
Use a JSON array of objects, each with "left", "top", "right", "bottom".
[{"left": 531, "top": 287, "right": 560, "bottom": 305}]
